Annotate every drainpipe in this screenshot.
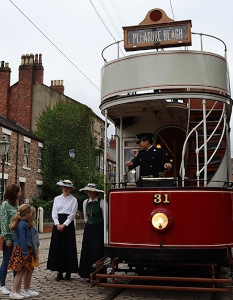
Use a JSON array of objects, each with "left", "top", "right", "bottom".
[{"left": 15, "top": 132, "right": 19, "bottom": 183}]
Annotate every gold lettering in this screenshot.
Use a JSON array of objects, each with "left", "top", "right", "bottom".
[
  {"left": 153, "top": 194, "right": 162, "bottom": 204},
  {"left": 163, "top": 194, "right": 170, "bottom": 204},
  {"left": 153, "top": 194, "right": 170, "bottom": 205}
]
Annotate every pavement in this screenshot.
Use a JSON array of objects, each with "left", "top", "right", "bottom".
[{"left": 0, "top": 230, "right": 233, "bottom": 299}]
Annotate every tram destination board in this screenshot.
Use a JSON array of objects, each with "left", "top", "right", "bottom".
[{"left": 123, "top": 20, "right": 192, "bottom": 51}]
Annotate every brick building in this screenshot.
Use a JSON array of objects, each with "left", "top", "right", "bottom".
[
  {"left": 0, "top": 53, "right": 109, "bottom": 200},
  {"left": 0, "top": 116, "right": 43, "bottom": 202}
]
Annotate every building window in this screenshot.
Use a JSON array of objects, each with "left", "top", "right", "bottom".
[
  {"left": 23, "top": 142, "right": 30, "bottom": 167},
  {"left": 96, "top": 155, "right": 104, "bottom": 174},
  {"left": 38, "top": 147, "right": 42, "bottom": 171},
  {"left": 4, "top": 134, "right": 10, "bottom": 163},
  {"left": 108, "top": 163, "right": 111, "bottom": 180},
  {"left": 36, "top": 185, "right": 42, "bottom": 198},
  {"left": 99, "top": 156, "right": 104, "bottom": 174},
  {"left": 19, "top": 182, "right": 25, "bottom": 205}
]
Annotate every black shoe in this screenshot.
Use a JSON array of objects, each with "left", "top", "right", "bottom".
[
  {"left": 56, "top": 273, "right": 63, "bottom": 281},
  {"left": 65, "top": 274, "right": 71, "bottom": 281}
]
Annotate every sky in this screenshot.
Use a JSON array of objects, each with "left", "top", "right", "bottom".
[{"left": 1, "top": 0, "right": 233, "bottom": 153}]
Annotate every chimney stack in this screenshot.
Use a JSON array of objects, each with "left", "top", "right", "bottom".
[
  {"left": 110, "top": 136, "right": 116, "bottom": 149},
  {"left": 0, "top": 61, "right": 11, "bottom": 117},
  {"left": 33, "top": 53, "right": 44, "bottom": 84},
  {"left": 50, "top": 80, "right": 64, "bottom": 94},
  {"left": 5, "top": 53, "right": 45, "bottom": 131}
]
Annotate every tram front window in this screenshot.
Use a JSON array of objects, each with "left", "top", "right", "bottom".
[{"left": 124, "top": 148, "right": 139, "bottom": 182}]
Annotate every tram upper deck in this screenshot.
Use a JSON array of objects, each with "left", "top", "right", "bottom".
[{"left": 100, "top": 12, "right": 232, "bottom": 189}]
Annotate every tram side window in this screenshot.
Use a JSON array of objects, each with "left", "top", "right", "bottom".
[{"left": 124, "top": 148, "right": 139, "bottom": 182}]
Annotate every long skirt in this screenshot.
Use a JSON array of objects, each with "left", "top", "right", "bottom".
[
  {"left": 47, "top": 214, "right": 78, "bottom": 274},
  {"left": 79, "top": 222, "right": 105, "bottom": 278}
]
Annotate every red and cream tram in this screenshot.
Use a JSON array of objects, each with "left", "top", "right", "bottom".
[{"left": 92, "top": 8, "right": 233, "bottom": 298}]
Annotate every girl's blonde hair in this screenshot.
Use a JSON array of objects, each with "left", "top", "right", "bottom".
[
  {"left": 9, "top": 204, "right": 31, "bottom": 230},
  {"left": 28, "top": 207, "right": 36, "bottom": 227},
  {"left": 31, "top": 206, "right": 36, "bottom": 216}
]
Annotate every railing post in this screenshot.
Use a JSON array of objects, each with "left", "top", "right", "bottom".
[
  {"left": 202, "top": 99, "right": 207, "bottom": 187},
  {"left": 37, "top": 207, "right": 44, "bottom": 233}
]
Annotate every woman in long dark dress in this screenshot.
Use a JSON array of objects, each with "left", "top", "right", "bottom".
[
  {"left": 47, "top": 180, "right": 78, "bottom": 281},
  {"left": 79, "top": 183, "right": 107, "bottom": 279}
]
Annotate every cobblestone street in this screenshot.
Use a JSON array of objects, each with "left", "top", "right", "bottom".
[{"left": 0, "top": 230, "right": 232, "bottom": 300}]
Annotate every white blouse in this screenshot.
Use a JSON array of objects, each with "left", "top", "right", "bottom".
[{"left": 52, "top": 193, "right": 78, "bottom": 226}]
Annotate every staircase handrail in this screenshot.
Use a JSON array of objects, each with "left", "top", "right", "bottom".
[
  {"left": 180, "top": 101, "right": 218, "bottom": 185},
  {"left": 196, "top": 104, "right": 226, "bottom": 186},
  {"left": 199, "top": 105, "right": 226, "bottom": 174}
]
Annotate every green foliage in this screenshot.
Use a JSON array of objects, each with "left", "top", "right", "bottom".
[
  {"left": 31, "top": 198, "right": 54, "bottom": 211},
  {"left": 34, "top": 100, "right": 102, "bottom": 201}
]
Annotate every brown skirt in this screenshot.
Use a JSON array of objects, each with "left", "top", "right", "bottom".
[{"left": 8, "top": 246, "right": 33, "bottom": 272}]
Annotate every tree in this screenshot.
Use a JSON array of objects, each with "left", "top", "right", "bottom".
[{"left": 34, "top": 101, "right": 103, "bottom": 202}]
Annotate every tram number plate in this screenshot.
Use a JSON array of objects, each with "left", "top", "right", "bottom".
[{"left": 153, "top": 194, "right": 170, "bottom": 205}]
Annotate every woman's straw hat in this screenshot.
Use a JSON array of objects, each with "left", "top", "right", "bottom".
[
  {"left": 79, "top": 183, "right": 104, "bottom": 193},
  {"left": 56, "top": 179, "right": 74, "bottom": 188}
]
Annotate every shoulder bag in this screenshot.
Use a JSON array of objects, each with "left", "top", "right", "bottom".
[{"left": 0, "top": 236, "right": 5, "bottom": 251}]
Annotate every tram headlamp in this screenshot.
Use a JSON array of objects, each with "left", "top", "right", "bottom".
[{"left": 151, "top": 212, "right": 169, "bottom": 230}]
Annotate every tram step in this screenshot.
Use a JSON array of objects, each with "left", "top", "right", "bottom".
[{"left": 92, "top": 257, "right": 111, "bottom": 268}]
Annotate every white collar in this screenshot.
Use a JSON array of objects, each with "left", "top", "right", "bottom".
[
  {"left": 88, "top": 197, "right": 98, "bottom": 203},
  {"left": 147, "top": 145, "right": 153, "bottom": 151}
]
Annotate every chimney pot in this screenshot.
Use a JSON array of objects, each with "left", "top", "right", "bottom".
[
  {"left": 21, "top": 55, "right": 25, "bottom": 65},
  {"left": 51, "top": 80, "right": 53, "bottom": 86},
  {"left": 35, "top": 54, "right": 38, "bottom": 64},
  {"left": 29, "top": 54, "right": 34, "bottom": 65},
  {"left": 25, "top": 55, "right": 29, "bottom": 64},
  {"left": 1, "top": 61, "right": 4, "bottom": 68}
]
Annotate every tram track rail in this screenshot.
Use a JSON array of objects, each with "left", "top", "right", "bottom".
[{"left": 103, "top": 287, "right": 124, "bottom": 300}]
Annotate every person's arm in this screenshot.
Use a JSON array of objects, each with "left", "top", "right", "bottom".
[
  {"left": 100, "top": 199, "right": 108, "bottom": 226},
  {"left": 31, "top": 227, "right": 37, "bottom": 256},
  {"left": 0, "top": 203, "right": 13, "bottom": 244},
  {"left": 160, "top": 148, "right": 172, "bottom": 171},
  {"left": 83, "top": 199, "right": 88, "bottom": 223},
  {"left": 125, "top": 161, "right": 134, "bottom": 168},
  {"left": 125, "top": 152, "right": 141, "bottom": 170},
  {"left": 18, "top": 222, "right": 28, "bottom": 257},
  {"left": 63, "top": 197, "right": 78, "bottom": 226},
  {"left": 51, "top": 198, "right": 59, "bottom": 225}
]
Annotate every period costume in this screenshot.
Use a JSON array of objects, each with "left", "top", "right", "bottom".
[
  {"left": 47, "top": 180, "right": 78, "bottom": 279},
  {"left": 79, "top": 183, "right": 106, "bottom": 279},
  {"left": 131, "top": 146, "right": 170, "bottom": 177},
  {"left": 130, "top": 133, "right": 171, "bottom": 178}
]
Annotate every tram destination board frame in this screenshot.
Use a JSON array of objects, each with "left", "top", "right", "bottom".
[{"left": 123, "top": 20, "right": 192, "bottom": 51}]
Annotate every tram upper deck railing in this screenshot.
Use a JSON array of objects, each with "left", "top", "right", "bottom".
[
  {"left": 100, "top": 32, "right": 231, "bottom": 103},
  {"left": 101, "top": 32, "right": 227, "bottom": 63}
]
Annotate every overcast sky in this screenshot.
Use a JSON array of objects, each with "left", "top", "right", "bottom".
[{"left": 1, "top": 0, "right": 233, "bottom": 153}]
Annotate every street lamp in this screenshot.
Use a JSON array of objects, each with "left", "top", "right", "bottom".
[{"left": 0, "top": 136, "right": 10, "bottom": 202}]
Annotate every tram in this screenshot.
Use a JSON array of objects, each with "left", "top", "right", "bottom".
[{"left": 92, "top": 8, "right": 233, "bottom": 298}]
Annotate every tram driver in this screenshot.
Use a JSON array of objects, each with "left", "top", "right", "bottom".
[{"left": 125, "top": 133, "right": 172, "bottom": 186}]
